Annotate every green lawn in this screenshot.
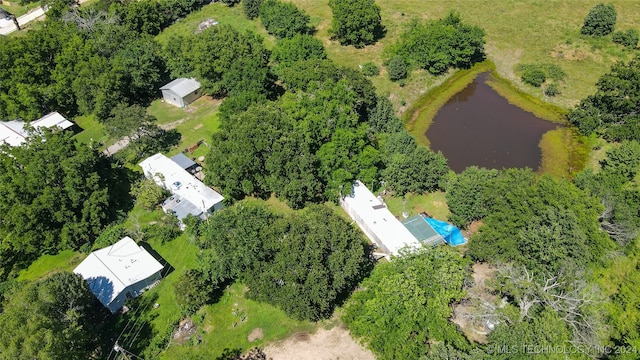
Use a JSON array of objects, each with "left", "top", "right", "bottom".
[
  {"left": 383, "top": 191, "right": 450, "bottom": 221},
  {"left": 160, "top": 283, "right": 316, "bottom": 359},
  {"left": 147, "top": 96, "right": 221, "bottom": 159},
  {"left": 1, "top": 1, "right": 40, "bottom": 17},
  {"left": 72, "top": 114, "right": 109, "bottom": 147},
  {"left": 16, "top": 250, "right": 85, "bottom": 282}
]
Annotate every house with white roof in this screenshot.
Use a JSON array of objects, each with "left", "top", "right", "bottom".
[
  {"left": 0, "top": 112, "right": 74, "bottom": 147},
  {"left": 73, "top": 237, "right": 164, "bottom": 313},
  {"left": 139, "top": 153, "right": 224, "bottom": 228},
  {"left": 160, "top": 78, "right": 202, "bottom": 108},
  {"left": 340, "top": 180, "right": 422, "bottom": 259}
]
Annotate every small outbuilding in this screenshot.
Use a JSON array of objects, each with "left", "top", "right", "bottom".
[
  {"left": 160, "top": 78, "right": 202, "bottom": 108},
  {"left": 73, "top": 237, "right": 164, "bottom": 313}
]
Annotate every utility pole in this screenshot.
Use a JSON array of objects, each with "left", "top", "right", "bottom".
[{"left": 113, "top": 343, "right": 143, "bottom": 360}]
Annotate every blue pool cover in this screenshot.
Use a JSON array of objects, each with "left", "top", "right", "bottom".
[{"left": 425, "top": 218, "right": 468, "bottom": 246}]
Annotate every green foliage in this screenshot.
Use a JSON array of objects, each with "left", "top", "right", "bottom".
[
  {"left": 188, "top": 25, "right": 272, "bottom": 97},
  {"left": 360, "top": 62, "right": 380, "bottom": 76},
  {"left": 544, "top": 83, "right": 560, "bottom": 97},
  {"left": 196, "top": 203, "right": 373, "bottom": 321},
  {"left": 612, "top": 29, "right": 639, "bottom": 49},
  {"left": 242, "top": 0, "right": 263, "bottom": 19},
  {"left": 568, "top": 56, "right": 640, "bottom": 141},
  {"left": 488, "top": 308, "right": 573, "bottom": 360},
  {"left": 343, "top": 247, "right": 470, "bottom": 359},
  {"left": 600, "top": 141, "right": 640, "bottom": 181},
  {"left": 387, "top": 12, "right": 485, "bottom": 75},
  {"left": 259, "top": 0, "right": 311, "bottom": 39},
  {"left": 368, "top": 96, "right": 403, "bottom": 133},
  {"left": 387, "top": 55, "right": 407, "bottom": 81},
  {"left": 130, "top": 178, "right": 170, "bottom": 210},
  {"left": 218, "top": 90, "right": 268, "bottom": 123},
  {"left": 174, "top": 268, "right": 221, "bottom": 314},
  {"left": 446, "top": 166, "right": 499, "bottom": 227},
  {"left": 521, "top": 67, "right": 546, "bottom": 87},
  {"left": 270, "top": 34, "right": 327, "bottom": 71},
  {"left": 220, "top": 0, "right": 241, "bottom": 6},
  {"left": 206, "top": 77, "right": 380, "bottom": 207},
  {"left": 328, "top": 0, "right": 384, "bottom": 48},
  {"left": 0, "top": 131, "right": 127, "bottom": 280},
  {"left": 468, "top": 169, "right": 614, "bottom": 274},
  {"left": 382, "top": 147, "right": 449, "bottom": 195},
  {"left": 0, "top": 272, "right": 107, "bottom": 360},
  {"left": 581, "top": 3, "right": 617, "bottom": 36}
]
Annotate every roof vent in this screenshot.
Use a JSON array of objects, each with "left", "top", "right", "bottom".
[{"left": 172, "top": 181, "right": 182, "bottom": 190}]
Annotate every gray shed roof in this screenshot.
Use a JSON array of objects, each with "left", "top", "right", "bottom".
[
  {"left": 160, "top": 78, "right": 201, "bottom": 98},
  {"left": 170, "top": 153, "right": 197, "bottom": 170}
]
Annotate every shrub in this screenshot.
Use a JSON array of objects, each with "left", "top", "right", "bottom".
[
  {"left": 387, "top": 56, "right": 407, "bottom": 81},
  {"left": 242, "top": 0, "right": 263, "bottom": 19},
  {"left": 361, "top": 62, "right": 380, "bottom": 76},
  {"left": 581, "top": 3, "right": 617, "bottom": 36},
  {"left": 521, "top": 68, "right": 546, "bottom": 87},
  {"left": 544, "top": 83, "right": 560, "bottom": 97},
  {"left": 612, "top": 29, "right": 639, "bottom": 48}
]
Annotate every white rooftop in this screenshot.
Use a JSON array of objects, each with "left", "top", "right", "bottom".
[
  {"left": 160, "top": 78, "right": 201, "bottom": 98},
  {"left": 31, "top": 111, "right": 74, "bottom": 130},
  {"left": 139, "top": 153, "right": 224, "bottom": 214},
  {"left": 73, "top": 237, "right": 164, "bottom": 308},
  {"left": 0, "top": 112, "right": 74, "bottom": 147},
  {"left": 341, "top": 181, "right": 422, "bottom": 257}
]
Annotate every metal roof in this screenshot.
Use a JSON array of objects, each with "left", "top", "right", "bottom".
[
  {"left": 73, "top": 237, "right": 164, "bottom": 309},
  {"left": 139, "top": 153, "right": 224, "bottom": 216},
  {"left": 340, "top": 181, "right": 422, "bottom": 257},
  {"left": 170, "top": 153, "right": 197, "bottom": 171},
  {"left": 0, "top": 112, "right": 74, "bottom": 147},
  {"left": 160, "top": 78, "right": 201, "bottom": 98},
  {"left": 402, "top": 215, "right": 445, "bottom": 247}
]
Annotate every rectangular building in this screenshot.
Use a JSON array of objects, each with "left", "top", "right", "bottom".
[{"left": 340, "top": 181, "right": 422, "bottom": 258}]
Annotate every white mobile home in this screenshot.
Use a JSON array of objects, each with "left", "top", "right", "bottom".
[{"left": 340, "top": 181, "right": 422, "bottom": 259}]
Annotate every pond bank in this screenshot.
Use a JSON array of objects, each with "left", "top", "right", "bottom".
[{"left": 403, "top": 61, "right": 589, "bottom": 177}]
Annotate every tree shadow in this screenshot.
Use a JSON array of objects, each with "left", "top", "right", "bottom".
[{"left": 85, "top": 275, "right": 115, "bottom": 310}]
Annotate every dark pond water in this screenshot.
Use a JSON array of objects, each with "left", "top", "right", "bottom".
[{"left": 425, "top": 73, "right": 559, "bottom": 173}]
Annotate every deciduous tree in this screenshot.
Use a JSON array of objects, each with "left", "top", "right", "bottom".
[{"left": 328, "top": 0, "right": 384, "bottom": 48}]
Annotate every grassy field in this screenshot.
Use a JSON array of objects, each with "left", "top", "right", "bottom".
[
  {"left": 1, "top": 1, "right": 40, "bottom": 17},
  {"left": 73, "top": 114, "right": 109, "bottom": 147}
]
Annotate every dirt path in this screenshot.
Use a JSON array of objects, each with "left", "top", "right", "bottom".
[
  {"left": 263, "top": 327, "right": 375, "bottom": 360},
  {"left": 103, "top": 117, "right": 186, "bottom": 155}
]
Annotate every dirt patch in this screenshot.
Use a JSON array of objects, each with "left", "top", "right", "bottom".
[
  {"left": 193, "top": 123, "right": 204, "bottom": 130},
  {"left": 465, "top": 220, "right": 484, "bottom": 237},
  {"left": 551, "top": 44, "right": 586, "bottom": 61},
  {"left": 173, "top": 318, "right": 197, "bottom": 344},
  {"left": 264, "top": 327, "right": 375, "bottom": 360},
  {"left": 248, "top": 328, "right": 264, "bottom": 342},
  {"left": 451, "top": 262, "right": 501, "bottom": 344}
]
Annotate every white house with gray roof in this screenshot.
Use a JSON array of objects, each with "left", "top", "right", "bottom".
[{"left": 160, "top": 78, "right": 202, "bottom": 108}]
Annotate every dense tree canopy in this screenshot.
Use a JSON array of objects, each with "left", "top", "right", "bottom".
[
  {"left": 0, "top": 272, "right": 107, "bottom": 360},
  {"left": 190, "top": 202, "right": 373, "bottom": 321},
  {"left": 259, "top": 0, "right": 311, "bottom": 39},
  {"left": 446, "top": 166, "right": 499, "bottom": 227},
  {"left": 468, "top": 169, "right": 614, "bottom": 274},
  {"left": 0, "top": 132, "right": 127, "bottom": 280},
  {"left": 568, "top": 56, "right": 640, "bottom": 141},
  {"left": 343, "top": 247, "right": 470, "bottom": 359},
  {"left": 387, "top": 12, "right": 485, "bottom": 75},
  {"left": 328, "top": 0, "right": 384, "bottom": 48},
  {"left": 581, "top": 3, "right": 617, "bottom": 36}
]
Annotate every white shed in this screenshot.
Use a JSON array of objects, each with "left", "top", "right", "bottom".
[
  {"left": 160, "top": 78, "right": 202, "bottom": 108},
  {"left": 0, "top": 112, "right": 74, "bottom": 147},
  {"left": 73, "top": 237, "right": 164, "bottom": 313}
]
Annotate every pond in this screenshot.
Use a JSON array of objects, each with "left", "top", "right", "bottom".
[{"left": 425, "top": 73, "right": 559, "bottom": 173}]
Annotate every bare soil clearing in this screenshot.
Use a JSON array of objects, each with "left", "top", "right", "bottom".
[{"left": 263, "top": 327, "right": 375, "bottom": 360}]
